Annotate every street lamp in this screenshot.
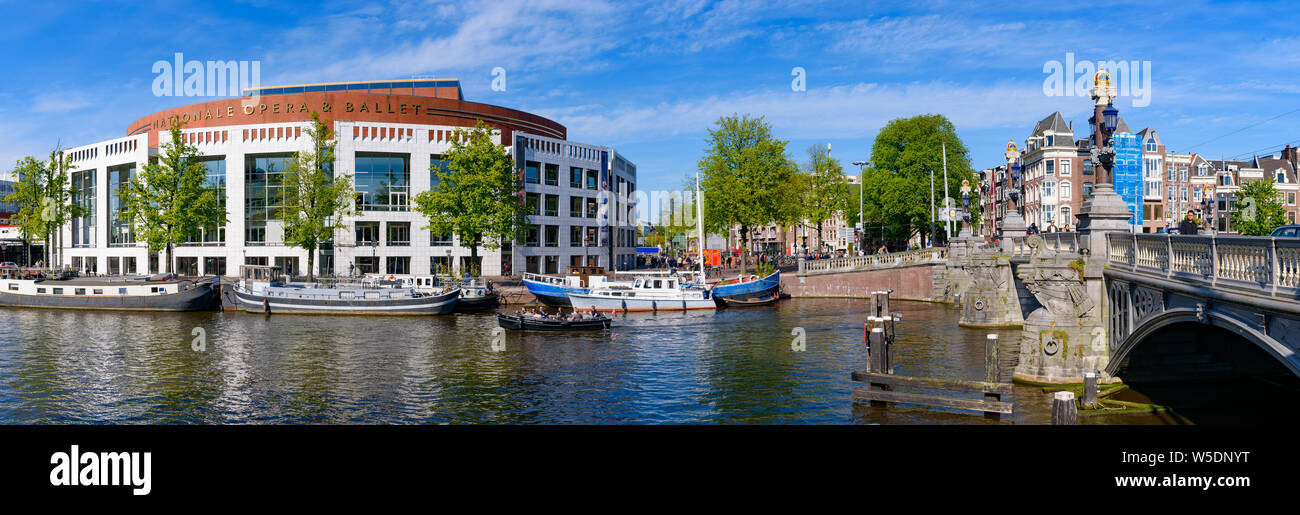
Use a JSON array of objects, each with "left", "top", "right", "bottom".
[{"left": 853, "top": 160, "right": 869, "bottom": 254}]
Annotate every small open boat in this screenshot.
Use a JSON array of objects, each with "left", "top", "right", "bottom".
[
  {"left": 717, "top": 292, "right": 779, "bottom": 307},
  {"left": 497, "top": 312, "right": 612, "bottom": 331}
]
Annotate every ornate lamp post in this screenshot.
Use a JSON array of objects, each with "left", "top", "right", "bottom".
[
  {"left": 1076, "top": 67, "right": 1135, "bottom": 254},
  {"left": 999, "top": 141, "right": 1028, "bottom": 248}
]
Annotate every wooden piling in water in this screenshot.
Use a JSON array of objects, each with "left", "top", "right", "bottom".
[
  {"left": 984, "top": 334, "right": 1002, "bottom": 419},
  {"left": 1052, "top": 391, "right": 1078, "bottom": 425},
  {"left": 1083, "top": 372, "right": 1098, "bottom": 408}
]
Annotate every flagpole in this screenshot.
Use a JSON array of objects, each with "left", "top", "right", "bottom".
[{"left": 695, "top": 171, "right": 707, "bottom": 283}]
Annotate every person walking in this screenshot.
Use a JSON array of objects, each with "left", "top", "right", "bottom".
[{"left": 1178, "top": 210, "right": 1199, "bottom": 236}]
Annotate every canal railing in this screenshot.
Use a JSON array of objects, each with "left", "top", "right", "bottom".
[
  {"left": 1105, "top": 232, "right": 1300, "bottom": 298},
  {"left": 797, "top": 247, "right": 948, "bottom": 276},
  {"left": 1007, "top": 232, "right": 1081, "bottom": 258}
]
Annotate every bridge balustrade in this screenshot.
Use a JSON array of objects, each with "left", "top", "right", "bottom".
[
  {"left": 796, "top": 247, "right": 948, "bottom": 275},
  {"left": 1105, "top": 232, "right": 1300, "bottom": 298}
]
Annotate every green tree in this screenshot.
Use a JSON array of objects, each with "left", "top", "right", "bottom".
[
  {"left": 413, "top": 120, "right": 526, "bottom": 275},
  {"left": 862, "top": 114, "right": 978, "bottom": 246},
  {"left": 281, "top": 112, "right": 355, "bottom": 280},
  {"left": 4, "top": 150, "right": 85, "bottom": 267},
  {"left": 120, "top": 125, "right": 227, "bottom": 274},
  {"left": 802, "top": 143, "right": 849, "bottom": 251},
  {"left": 697, "top": 114, "right": 799, "bottom": 272},
  {"left": 1230, "top": 180, "right": 1288, "bottom": 236}
]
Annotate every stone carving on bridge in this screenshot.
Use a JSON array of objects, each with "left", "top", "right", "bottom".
[
  {"left": 1012, "top": 236, "right": 1114, "bottom": 384},
  {"left": 956, "top": 247, "right": 1024, "bottom": 328}
]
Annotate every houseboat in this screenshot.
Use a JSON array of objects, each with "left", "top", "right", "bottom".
[
  {"left": 0, "top": 268, "right": 222, "bottom": 311},
  {"left": 233, "top": 265, "right": 459, "bottom": 315},
  {"left": 709, "top": 269, "right": 781, "bottom": 307},
  {"left": 568, "top": 275, "right": 716, "bottom": 313},
  {"left": 522, "top": 266, "right": 620, "bottom": 307}
]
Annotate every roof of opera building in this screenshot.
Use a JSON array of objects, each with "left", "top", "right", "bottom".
[{"left": 242, "top": 78, "right": 463, "bottom": 100}]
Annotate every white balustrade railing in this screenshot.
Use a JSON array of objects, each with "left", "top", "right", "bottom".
[
  {"left": 797, "top": 247, "right": 948, "bottom": 275},
  {"left": 1106, "top": 232, "right": 1300, "bottom": 297}
]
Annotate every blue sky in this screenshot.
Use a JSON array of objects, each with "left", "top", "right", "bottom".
[{"left": 2, "top": 0, "right": 1298, "bottom": 195}]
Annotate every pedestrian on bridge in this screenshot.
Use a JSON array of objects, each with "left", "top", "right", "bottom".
[{"left": 1179, "top": 210, "right": 1199, "bottom": 236}]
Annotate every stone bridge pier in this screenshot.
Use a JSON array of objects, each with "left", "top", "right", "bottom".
[{"left": 1009, "top": 236, "right": 1113, "bottom": 384}]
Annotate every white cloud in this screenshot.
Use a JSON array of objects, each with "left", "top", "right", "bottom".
[
  {"left": 31, "top": 91, "right": 93, "bottom": 113},
  {"left": 540, "top": 80, "right": 1091, "bottom": 146}
]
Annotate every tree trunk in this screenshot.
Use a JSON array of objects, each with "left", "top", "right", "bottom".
[
  {"left": 166, "top": 243, "right": 173, "bottom": 274},
  {"left": 740, "top": 225, "right": 750, "bottom": 273},
  {"left": 306, "top": 247, "right": 315, "bottom": 282},
  {"left": 470, "top": 243, "right": 479, "bottom": 278}
]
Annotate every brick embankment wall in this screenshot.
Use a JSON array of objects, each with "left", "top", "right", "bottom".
[{"left": 781, "top": 265, "right": 940, "bottom": 302}]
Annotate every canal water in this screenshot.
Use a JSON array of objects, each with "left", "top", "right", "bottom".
[{"left": 0, "top": 299, "right": 1177, "bottom": 424}]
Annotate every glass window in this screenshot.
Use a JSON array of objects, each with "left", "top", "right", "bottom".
[
  {"left": 544, "top": 225, "right": 558, "bottom": 247},
  {"left": 355, "top": 153, "right": 410, "bottom": 211},
  {"left": 108, "top": 164, "right": 136, "bottom": 246},
  {"left": 544, "top": 194, "right": 558, "bottom": 217},
  {"left": 544, "top": 255, "right": 558, "bottom": 274},
  {"left": 1060, "top": 181, "right": 1071, "bottom": 200},
  {"left": 545, "top": 163, "right": 559, "bottom": 186},
  {"left": 431, "top": 231, "right": 453, "bottom": 246},
  {"left": 430, "top": 154, "right": 449, "bottom": 190},
  {"left": 526, "top": 193, "right": 540, "bottom": 216},
  {"left": 72, "top": 169, "right": 96, "bottom": 247},
  {"left": 586, "top": 169, "right": 598, "bottom": 190},
  {"left": 525, "top": 161, "right": 540, "bottom": 184},
  {"left": 571, "top": 167, "right": 583, "bottom": 188},
  {"left": 1045, "top": 160, "right": 1054, "bottom": 176},
  {"left": 245, "top": 153, "right": 292, "bottom": 244},
  {"left": 569, "top": 196, "right": 583, "bottom": 217},
  {"left": 570, "top": 226, "right": 583, "bottom": 247},
  {"left": 386, "top": 256, "right": 411, "bottom": 275},
  {"left": 387, "top": 222, "right": 410, "bottom": 246},
  {"left": 355, "top": 221, "right": 380, "bottom": 244},
  {"left": 586, "top": 198, "right": 597, "bottom": 218}
]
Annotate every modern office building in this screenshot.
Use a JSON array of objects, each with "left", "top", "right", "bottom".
[{"left": 50, "top": 79, "right": 637, "bottom": 277}]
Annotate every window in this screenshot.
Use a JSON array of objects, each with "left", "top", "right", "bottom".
[
  {"left": 430, "top": 256, "right": 451, "bottom": 274},
  {"left": 526, "top": 193, "right": 540, "bottom": 216},
  {"left": 355, "top": 222, "right": 380, "bottom": 245},
  {"left": 245, "top": 153, "right": 292, "bottom": 243},
  {"left": 108, "top": 163, "right": 135, "bottom": 246},
  {"left": 1059, "top": 181, "right": 1071, "bottom": 200},
  {"left": 544, "top": 256, "right": 558, "bottom": 274},
  {"left": 430, "top": 154, "right": 449, "bottom": 190},
  {"left": 71, "top": 169, "right": 96, "bottom": 247},
  {"left": 545, "top": 163, "right": 559, "bottom": 186},
  {"left": 354, "top": 257, "right": 377, "bottom": 274},
  {"left": 1044, "top": 181, "right": 1055, "bottom": 197},
  {"left": 525, "top": 255, "right": 539, "bottom": 274},
  {"left": 570, "top": 167, "right": 583, "bottom": 188},
  {"left": 586, "top": 169, "right": 598, "bottom": 190},
  {"left": 1198, "top": 164, "right": 1209, "bottom": 176},
  {"left": 544, "top": 225, "right": 558, "bottom": 247},
  {"left": 1059, "top": 160, "right": 1070, "bottom": 176},
  {"left": 1290, "top": 193, "right": 1297, "bottom": 206},
  {"left": 570, "top": 226, "right": 584, "bottom": 247},
  {"left": 1046, "top": 135, "right": 1054, "bottom": 147},
  {"left": 355, "top": 153, "right": 410, "bottom": 211},
  {"left": 1045, "top": 160, "right": 1055, "bottom": 176},
  {"left": 569, "top": 196, "right": 584, "bottom": 217},
  {"left": 524, "top": 226, "right": 539, "bottom": 247},
  {"left": 387, "top": 222, "right": 410, "bottom": 246},
  {"left": 431, "top": 232, "right": 453, "bottom": 246},
  {"left": 525, "top": 161, "right": 540, "bottom": 184},
  {"left": 544, "top": 194, "right": 558, "bottom": 217},
  {"left": 1193, "top": 188, "right": 1202, "bottom": 203},
  {"left": 586, "top": 227, "right": 598, "bottom": 247},
  {"left": 1277, "top": 171, "right": 1288, "bottom": 183},
  {"left": 386, "top": 256, "right": 411, "bottom": 275},
  {"left": 586, "top": 198, "right": 597, "bottom": 218},
  {"left": 197, "top": 158, "right": 227, "bottom": 244},
  {"left": 1083, "top": 160, "right": 1094, "bottom": 175}
]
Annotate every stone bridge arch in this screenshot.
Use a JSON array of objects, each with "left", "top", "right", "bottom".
[{"left": 1107, "top": 307, "right": 1300, "bottom": 380}]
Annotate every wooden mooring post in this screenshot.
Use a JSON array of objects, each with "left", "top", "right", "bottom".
[
  {"left": 852, "top": 290, "right": 1014, "bottom": 415},
  {"left": 1052, "top": 391, "right": 1079, "bottom": 425}
]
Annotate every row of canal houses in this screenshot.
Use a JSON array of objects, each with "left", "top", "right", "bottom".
[{"left": 982, "top": 111, "right": 1300, "bottom": 235}]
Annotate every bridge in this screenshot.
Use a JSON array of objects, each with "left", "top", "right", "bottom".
[{"left": 792, "top": 225, "right": 1300, "bottom": 386}]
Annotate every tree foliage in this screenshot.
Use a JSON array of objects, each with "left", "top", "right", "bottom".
[
  {"left": 120, "top": 125, "right": 227, "bottom": 273},
  {"left": 801, "top": 143, "right": 849, "bottom": 249},
  {"left": 1230, "top": 179, "right": 1289, "bottom": 236},
  {"left": 281, "top": 112, "right": 355, "bottom": 280},
  {"left": 862, "top": 114, "right": 979, "bottom": 244},
  {"left": 413, "top": 120, "right": 525, "bottom": 273},
  {"left": 696, "top": 114, "right": 798, "bottom": 270},
  {"left": 5, "top": 150, "right": 86, "bottom": 266}
]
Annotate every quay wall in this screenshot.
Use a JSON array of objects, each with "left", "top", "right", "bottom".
[{"left": 783, "top": 265, "right": 939, "bottom": 301}]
